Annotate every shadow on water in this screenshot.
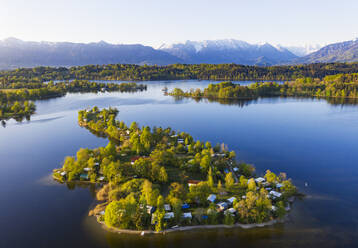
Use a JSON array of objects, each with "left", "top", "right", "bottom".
[{"left": 172, "top": 95, "right": 358, "bottom": 108}]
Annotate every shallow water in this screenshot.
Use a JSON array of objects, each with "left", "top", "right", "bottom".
[{"left": 0, "top": 80, "right": 357, "bottom": 248}]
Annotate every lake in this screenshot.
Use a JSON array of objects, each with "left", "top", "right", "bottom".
[{"left": 0, "top": 80, "right": 357, "bottom": 248}]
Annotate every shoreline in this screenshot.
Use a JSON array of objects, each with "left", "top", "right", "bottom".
[{"left": 98, "top": 217, "right": 286, "bottom": 235}]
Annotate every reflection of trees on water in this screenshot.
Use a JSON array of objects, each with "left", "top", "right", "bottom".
[
  {"left": 1, "top": 114, "right": 31, "bottom": 128},
  {"left": 172, "top": 95, "right": 358, "bottom": 108},
  {"left": 65, "top": 181, "right": 103, "bottom": 198}
]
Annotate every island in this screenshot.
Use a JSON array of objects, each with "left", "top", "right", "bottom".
[
  {"left": 0, "top": 80, "right": 146, "bottom": 123},
  {"left": 169, "top": 73, "right": 358, "bottom": 100},
  {"left": 53, "top": 107, "right": 298, "bottom": 234},
  {"left": 0, "top": 99, "right": 36, "bottom": 123}
]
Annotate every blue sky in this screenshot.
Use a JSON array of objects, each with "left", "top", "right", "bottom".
[{"left": 0, "top": 0, "right": 357, "bottom": 47}]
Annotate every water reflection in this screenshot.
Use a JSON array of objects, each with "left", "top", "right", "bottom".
[{"left": 1, "top": 80, "right": 358, "bottom": 247}]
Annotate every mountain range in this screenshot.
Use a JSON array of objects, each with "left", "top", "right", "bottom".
[{"left": 0, "top": 37, "right": 357, "bottom": 70}]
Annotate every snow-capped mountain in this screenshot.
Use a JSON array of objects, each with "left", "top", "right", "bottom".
[
  {"left": 295, "top": 39, "right": 358, "bottom": 63},
  {"left": 0, "top": 38, "right": 182, "bottom": 69},
  {"left": 159, "top": 39, "right": 298, "bottom": 65},
  {"left": 284, "top": 44, "right": 322, "bottom": 57}
]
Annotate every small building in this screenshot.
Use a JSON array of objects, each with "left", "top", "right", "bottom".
[
  {"left": 269, "top": 190, "right": 282, "bottom": 198},
  {"left": 147, "top": 206, "right": 156, "bottom": 214},
  {"left": 227, "top": 197, "right": 237, "bottom": 205},
  {"left": 255, "top": 177, "right": 265, "bottom": 183},
  {"left": 60, "top": 171, "right": 66, "bottom": 176},
  {"left": 217, "top": 202, "right": 229, "bottom": 211},
  {"left": 271, "top": 206, "right": 277, "bottom": 211},
  {"left": 188, "top": 180, "right": 201, "bottom": 187},
  {"left": 233, "top": 167, "right": 239, "bottom": 172},
  {"left": 83, "top": 167, "right": 91, "bottom": 172},
  {"left": 99, "top": 210, "right": 105, "bottom": 215},
  {"left": 164, "top": 204, "right": 171, "bottom": 211},
  {"left": 164, "top": 212, "right": 174, "bottom": 219},
  {"left": 182, "top": 212, "right": 192, "bottom": 219},
  {"left": 126, "top": 130, "right": 130, "bottom": 135},
  {"left": 207, "top": 194, "right": 217, "bottom": 203},
  {"left": 130, "top": 156, "right": 141, "bottom": 165},
  {"left": 80, "top": 174, "right": 89, "bottom": 180},
  {"left": 94, "top": 162, "right": 100, "bottom": 166},
  {"left": 224, "top": 208, "right": 236, "bottom": 215},
  {"left": 276, "top": 183, "right": 283, "bottom": 189},
  {"left": 98, "top": 176, "right": 105, "bottom": 181},
  {"left": 182, "top": 203, "right": 190, "bottom": 209},
  {"left": 171, "top": 134, "right": 178, "bottom": 138}
]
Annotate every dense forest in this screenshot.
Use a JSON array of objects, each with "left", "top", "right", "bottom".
[
  {"left": 1, "top": 63, "right": 358, "bottom": 85},
  {"left": 169, "top": 73, "right": 358, "bottom": 100},
  {"left": 53, "top": 107, "right": 297, "bottom": 232}
]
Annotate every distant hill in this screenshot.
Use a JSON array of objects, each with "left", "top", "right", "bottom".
[
  {"left": 0, "top": 38, "right": 182, "bottom": 70},
  {"left": 1, "top": 37, "right": 358, "bottom": 69},
  {"left": 159, "top": 39, "right": 298, "bottom": 65},
  {"left": 297, "top": 39, "right": 358, "bottom": 63}
]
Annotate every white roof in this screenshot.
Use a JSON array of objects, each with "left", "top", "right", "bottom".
[
  {"left": 171, "top": 135, "right": 178, "bottom": 138},
  {"left": 227, "top": 197, "right": 236, "bottom": 203},
  {"left": 207, "top": 194, "right": 216, "bottom": 202},
  {"left": 271, "top": 206, "right": 277, "bottom": 211},
  {"left": 228, "top": 208, "right": 236, "bottom": 213},
  {"left": 98, "top": 176, "right": 105, "bottom": 181},
  {"left": 182, "top": 212, "right": 192, "bottom": 218},
  {"left": 217, "top": 202, "right": 228, "bottom": 208},
  {"left": 276, "top": 183, "right": 283, "bottom": 188},
  {"left": 164, "top": 204, "right": 171, "bottom": 211},
  {"left": 94, "top": 162, "right": 100, "bottom": 166},
  {"left": 255, "top": 177, "right": 265, "bottom": 183},
  {"left": 164, "top": 212, "right": 174, "bottom": 219},
  {"left": 99, "top": 210, "right": 105, "bottom": 215},
  {"left": 269, "top": 190, "right": 282, "bottom": 198},
  {"left": 60, "top": 171, "right": 66, "bottom": 176},
  {"left": 233, "top": 167, "right": 239, "bottom": 172},
  {"left": 83, "top": 167, "right": 91, "bottom": 172}
]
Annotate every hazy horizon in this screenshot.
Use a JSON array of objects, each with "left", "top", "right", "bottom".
[{"left": 0, "top": 0, "right": 357, "bottom": 48}]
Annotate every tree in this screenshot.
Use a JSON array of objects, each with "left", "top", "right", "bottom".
[
  {"left": 207, "top": 167, "right": 214, "bottom": 188},
  {"left": 276, "top": 201, "right": 286, "bottom": 219},
  {"left": 265, "top": 170, "right": 277, "bottom": 184},
  {"left": 104, "top": 201, "right": 123, "bottom": 228},
  {"left": 105, "top": 141, "right": 116, "bottom": 157},
  {"left": 247, "top": 178, "right": 256, "bottom": 191},
  {"left": 239, "top": 175, "right": 248, "bottom": 189},
  {"left": 141, "top": 180, "right": 158, "bottom": 206},
  {"left": 159, "top": 166, "right": 168, "bottom": 183},
  {"left": 155, "top": 195, "right": 165, "bottom": 232},
  {"left": 225, "top": 172, "right": 235, "bottom": 190},
  {"left": 167, "top": 182, "right": 187, "bottom": 202},
  {"left": 140, "top": 126, "right": 152, "bottom": 152},
  {"left": 200, "top": 155, "right": 211, "bottom": 172}
]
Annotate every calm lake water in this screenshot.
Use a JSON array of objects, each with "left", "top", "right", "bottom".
[{"left": 0, "top": 80, "right": 357, "bottom": 248}]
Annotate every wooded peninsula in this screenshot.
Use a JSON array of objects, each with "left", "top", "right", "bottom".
[
  {"left": 0, "top": 80, "right": 146, "bottom": 122},
  {"left": 2, "top": 63, "right": 358, "bottom": 122},
  {"left": 169, "top": 73, "right": 358, "bottom": 100},
  {"left": 53, "top": 107, "right": 298, "bottom": 233}
]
